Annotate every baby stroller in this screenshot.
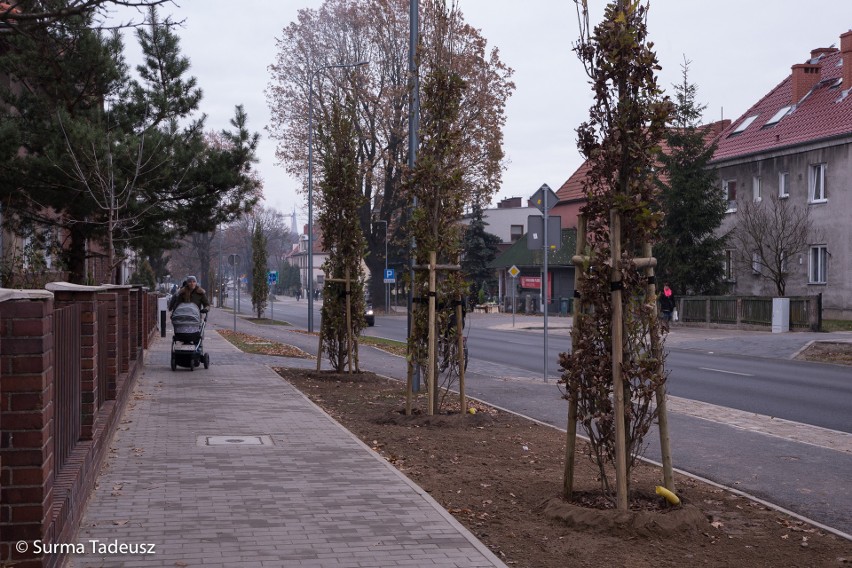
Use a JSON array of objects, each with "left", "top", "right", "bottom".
[{"left": 170, "top": 303, "right": 210, "bottom": 371}]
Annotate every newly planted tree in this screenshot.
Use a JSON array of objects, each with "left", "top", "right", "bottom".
[
  {"left": 316, "top": 99, "right": 367, "bottom": 372},
  {"left": 251, "top": 223, "right": 269, "bottom": 318},
  {"left": 405, "top": 1, "right": 470, "bottom": 411},
  {"left": 560, "top": 0, "right": 672, "bottom": 506}
]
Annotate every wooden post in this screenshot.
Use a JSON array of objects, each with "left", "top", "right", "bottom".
[
  {"left": 345, "top": 267, "right": 353, "bottom": 374},
  {"left": 644, "top": 242, "right": 674, "bottom": 493},
  {"left": 316, "top": 328, "right": 323, "bottom": 372},
  {"left": 610, "top": 209, "right": 628, "bottom": 511},
  {"left": 564, "top": 214, "right": 586, "bottom": 499},
  {"left": 456, "top": 299, "right": 466, "bottom": 413},
  {"left": 427, "top": 251, "right": 436, "bottom": 416}
]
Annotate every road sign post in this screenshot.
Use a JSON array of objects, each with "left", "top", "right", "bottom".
[
  {"left": 383, "top": 268, "right": 396, "bottom": 315},
  {"left": 508, "top": 265, "right": 520, "bottom": 327},
  {"left": 531, "top": 183, "right": 558, "bottom": 383},
  {"left": 267, "top": 271, "right": 278, "bottom": 322},
  {"left": 228, "top": 254, "right": 240, "bottom": 332}
]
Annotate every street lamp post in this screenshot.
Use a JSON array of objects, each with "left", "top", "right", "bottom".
[
  {"left": 308, "top": 60, "right": 369, "bottom": 333},
  {"left": 373, "top": 220, "right": 388, "bottom": 313}
]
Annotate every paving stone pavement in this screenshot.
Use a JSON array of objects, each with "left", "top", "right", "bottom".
[{"left": 68, "top": 331, "right": 506, "bottom": 568}]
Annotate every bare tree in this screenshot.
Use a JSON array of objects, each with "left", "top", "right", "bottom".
[
  {"left": 729, "top": 193, "right": 818, "bottom": 296},
  {"left": 1, "top": 1, "right": 174, "bottom": 28},
  {"left": 266, "top": 0, "right": 514, "bottom": 307}
]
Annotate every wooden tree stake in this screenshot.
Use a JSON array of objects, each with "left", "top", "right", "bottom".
[
  {"left": 644, "top": 242, "right": 674, "bottom": 492},
  {"left": 610, "top": 209, "right": 629, "bottom": 511},
  {"left": 456, "top": 299, "right": 466, "bottom": 413},
  {"left": 564, "top": 214, "right": 586, "bottom": 499},
  {"left": 427, "top": 251, "right": 437, "bottom": 416}
]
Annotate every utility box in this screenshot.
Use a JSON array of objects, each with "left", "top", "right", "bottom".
[
  {"left": 158, "top": 296, "right": 169, "bottom": 337},
  {"left": 772, "top": 297, "right": 790, "bottom": 333}
]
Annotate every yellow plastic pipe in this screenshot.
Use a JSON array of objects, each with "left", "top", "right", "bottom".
[{"left": 655, "top": 485, "right": 680, "bottom": 506}]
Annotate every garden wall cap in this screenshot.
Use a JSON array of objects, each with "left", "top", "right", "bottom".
[
  {"left": 45, "top": 281, "right": 110, "bottom": 293},
  {"left": 0, "top": 288, "right": 54, "bottom": 302},
  {"left": 100, "top": 284, "right": 134, "bottom": 289}
]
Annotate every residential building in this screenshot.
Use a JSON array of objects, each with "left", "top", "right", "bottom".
[{"left": 710, "top": 31, "right": 852, "bottom": 319}]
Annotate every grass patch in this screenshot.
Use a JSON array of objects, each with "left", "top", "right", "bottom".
[
  {"left": 359, "top": 335, "right": 407, "bottom": 357},
  {"left": 245, "top": 317, "right": 291, "bottom": 326},
  {"left": 217, "top": 329, "right": 312, "bottom": 358},
  {"left": 822, "top": 319, "right": 852, "bottom": 332}
]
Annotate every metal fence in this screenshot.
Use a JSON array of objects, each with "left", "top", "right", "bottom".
[
  {"left": 676, "top": 295, "right": 820, "bottom": 331},
  {"left": 97, "top": 302, "right": 109, "bottom": 407},
  {"left": 54, "top": 303, "right": 81, "bottom": 474}
]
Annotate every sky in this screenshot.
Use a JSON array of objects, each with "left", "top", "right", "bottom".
[{"left": 111, "top": 0, "right": 852, "bottom": 228}]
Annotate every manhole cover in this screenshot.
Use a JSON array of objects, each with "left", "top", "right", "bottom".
[{"left": 198, "top": 435, "right": 274, "bottom": 447}]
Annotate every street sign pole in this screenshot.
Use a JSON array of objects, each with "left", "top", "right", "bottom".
[
  {"left": 508, "top": 264, "right": 520, "bottom": 328},
  {"left": 512, "top": 276, "right": 516, "bottom": 327},
  {"left": 543, "top": 188, "right": 549, "bottom": 384},
  {"left": 530, "top": 183, "right": 558, "bottom": 384}
]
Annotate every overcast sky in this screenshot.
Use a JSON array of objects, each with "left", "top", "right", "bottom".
[{"left": 114, "top": 1, "right": 852, "bottom": 226}]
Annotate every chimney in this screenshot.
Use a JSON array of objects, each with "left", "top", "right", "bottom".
[
  {"left": 791, "top": 63, "right": 820, "bottom": 104},
  {"left": 842, "top": 30, "right": 852, "bottom": 91},
  {"left": 810, "top": 47, "right": 837, "bottom": 61}
]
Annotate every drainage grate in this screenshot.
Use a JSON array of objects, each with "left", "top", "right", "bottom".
[{"left": 197, "top": 435, "right": 274, "bottom": 447}]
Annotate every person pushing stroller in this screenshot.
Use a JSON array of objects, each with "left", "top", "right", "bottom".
[
  {"left": 169, "top": 275, "right": 210, "bottom": 312},
  {"left": 168, "top": 275, "right": 211, "bottom": 371}
]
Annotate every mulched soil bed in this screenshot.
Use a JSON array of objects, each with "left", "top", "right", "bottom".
[{"left": 275, "top": 367, "right": 852, "bottom": 568}]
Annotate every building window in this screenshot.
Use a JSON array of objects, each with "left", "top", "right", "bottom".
[
  {"left": 510, "top": 224, "right": 523, "bottom": 242},
  {"left": 723, "top": 249, "right": 736, "bottom": 281},
  {"left": 809, "top": 245, "right": 828, "bottom": 284},
  {"left": 723, "top": 180, "right": 737, "bottom": 212},
  {"left": 778, "top": 172, "right": 789, "bottom": 198},
  {"left": 752, "top": 251, "right": 761, "bottom": 274},
  {"left": 780, "top": 250, "right": 789, "bottom": 274},
  {"left": 808, "top": 163, "right": 827, "bottom": 202},
  {"left": 752, "top": 176, "right": 761, "bottom": 202}
]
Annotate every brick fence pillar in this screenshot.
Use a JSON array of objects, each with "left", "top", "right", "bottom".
[
  {"left": 0, "top": 289, "right": 55, "bottom": 568},
  {"left": 102, "top": 286, "right": 131, "bottom": 375},
  {"left": 97, "top": 292, "right": 119, "bottom": 400}
]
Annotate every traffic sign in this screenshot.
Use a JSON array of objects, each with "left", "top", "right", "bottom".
[
  {"left": 267, "top": 270, "right": 278, "bottom": 284},
  {"left": 530, "top": 183, "right": 559, "bottom": 213},
  {"left": 508, "top": 265, "right": 520, "bottom": 278},
  {"left": 383, "top": 268, "right": 396, "bottom": 284},
  {"left": 527, "top": 215, "right": 562, "bottom": 251}
]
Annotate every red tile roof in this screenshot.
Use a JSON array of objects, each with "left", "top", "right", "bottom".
[
  {"left": 555, "top": 120, "right": 730, "bottom": 203},
  {"left": 712, "top": 48, "right": 852, "bottom": 162}
]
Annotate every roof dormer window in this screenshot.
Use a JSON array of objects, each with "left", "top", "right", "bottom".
[
  {"left": 763, "top": 106, "right": 792, "bottom": 127},
  {"left": 728, "top": 114, "right": 759, "bottom": 137}
]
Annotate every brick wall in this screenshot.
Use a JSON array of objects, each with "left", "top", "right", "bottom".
[{"left": 1, "top": 287, "right": 159, "bottom": 567}]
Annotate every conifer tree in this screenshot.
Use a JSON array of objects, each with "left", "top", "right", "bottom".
[
  {"left": 251, "top": 223, "right": 269, "bottom": 319},
  {"left": 461, "top": 199, "right": 501, "bottom": 305},
  {"left": 655, "top": 60, "right": 727, "bottom": 296}
]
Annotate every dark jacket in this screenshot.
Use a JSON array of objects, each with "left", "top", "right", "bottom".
[
  {"left": 659, "top": 293, "right": 676, "bottom": 313},
  {"left": 169, "top": 285, "right": 210, "bottom": 311}
]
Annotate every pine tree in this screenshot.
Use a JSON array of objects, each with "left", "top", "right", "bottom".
[
  {"left": 655, "top": 60, "right": 728, "bottom": 296},
  {"left": 250, "top": 223, "right": 269, "bottom": 319},
  {"left": 461, "top": 200, "right": 501, "bottom": 305}
]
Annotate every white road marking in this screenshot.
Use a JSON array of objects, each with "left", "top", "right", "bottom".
[{"left": 699, "top": 366, "right": 753, "bottom": 377}]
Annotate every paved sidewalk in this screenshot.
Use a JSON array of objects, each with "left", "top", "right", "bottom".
[{"left": 69, "top": 331, "right": 506, "bottom": 567}]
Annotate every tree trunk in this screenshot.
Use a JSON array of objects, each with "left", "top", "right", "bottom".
[
  {"left": 66, "top": 224, "right": 88, "bottom": 284},
  {"left": 364, "top": 253, "right": 386, "bottom": 310}
]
